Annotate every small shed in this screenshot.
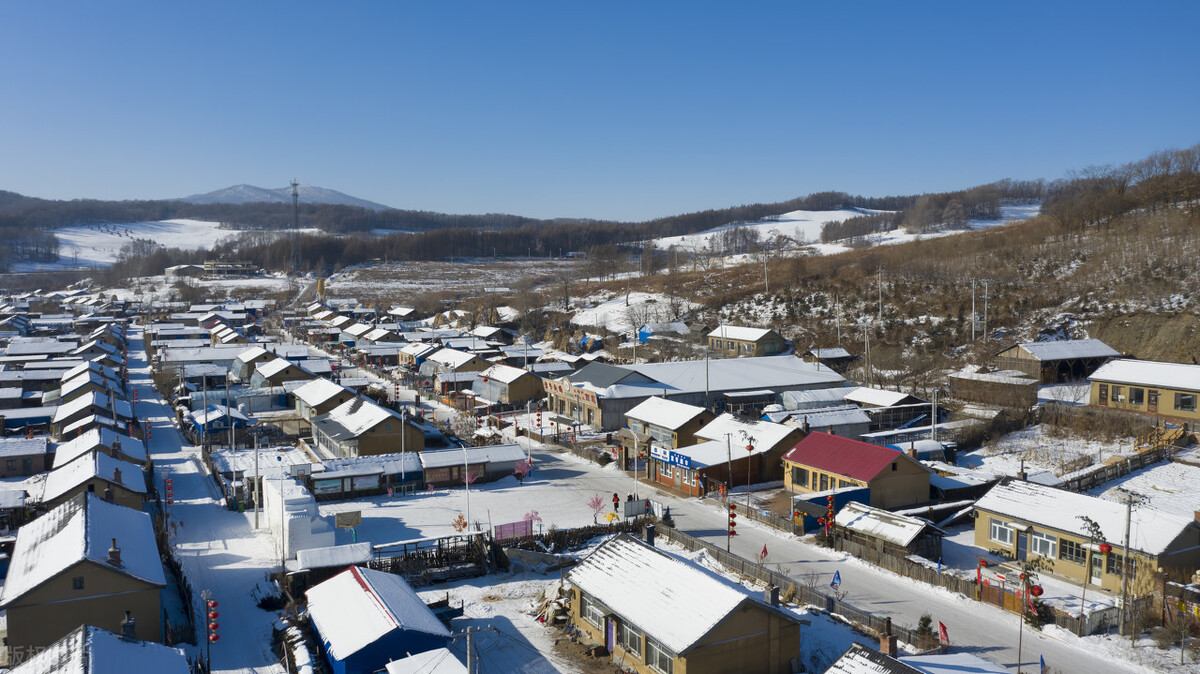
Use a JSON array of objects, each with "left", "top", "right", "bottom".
[
  {"left": 833, "top": 500, "right": 944, "bottom": 560},
  {"left": 306, "top": 566, "right": 451, "bottom": 674},
  {"left": 419, "top": 444, "right": 527, "bottom": 487},
  {"left": 992, "top": 338, "right": 1120, "bottom": 383}
]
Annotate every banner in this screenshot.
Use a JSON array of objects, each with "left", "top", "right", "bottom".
[
  {"left": 938, "top": 621, "right": 949, "bottom": 645},
  {"left": 830, "top": 570, "right": 841, "bottom": 590}
]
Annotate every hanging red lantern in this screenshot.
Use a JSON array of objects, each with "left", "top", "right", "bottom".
[
  {"left": 207, "top": 600, "right": 218, "bottom": 608},
  {"left": 1099, "top": 543, "right": 1112, "bottom": 554},
  {"left": 209, "top": 622, "right": 220, "bottom": 631},
  {"left": 1029, "top": 585, "right": 1044, "bottom": 597},
  {"left": 208, "top": 611, "right": 219, "bottom": 620},
  {"left": 979, "top": 559, "right": 989, "bottom": 568},
  {"left": 209, "top": 634, "right": 220, "bottom": 643}
]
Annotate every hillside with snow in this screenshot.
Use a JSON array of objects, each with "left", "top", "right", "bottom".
[
  {"left": 652, "top": 208, "right": 873, "bottom": 250},
  {"left": 13, "top": 219, "right": 232, "bottom": 272}
]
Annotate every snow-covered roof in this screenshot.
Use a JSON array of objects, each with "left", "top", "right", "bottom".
[
  {"left": 364, "top": 327, "right": 395, "bottom": 341},
  {"left": 254, "top": 357, "right": 296, "bottom": 379},
  {"left": 400, "top": 342, "right": 439, "bottom": 357},
  {"left": 419, "top": 443, "right": 526, "bottom": 469},
  {"left": 305, "top": 566, "right": 450, "bottom": 660},
  {"left": 1014, "top": 338, "right": 1119, "bottom": 361},
  {"left": 900, "top": 652, "right": 1009, "bottom": 674},
  {"left": 316, "top": 397, "right": 400, "bottom": 439},
  {"left": 834, "top": 501, "right": 939, "bottom": 548},
  {"left": 51, "top": 391, "right": 133, "bottom": 423},
  {"left": 384, "top": 648, "right": 468, "bottom": 674},
  {"left": 478, "top": 363, "right": 531, "bottom": 385},
  {"left": 567, "top": 534, "right": 795, "bottom": 654},
  {"left": 949, "top": 369, "right": 1037, "bottom": 385},
  {"left": 189, "top": 405, "right": 251, "bottom": 426},
  {"left": 62, "top": 413, "right": 116, "bottom": 436},
  {"left": 42, "top": 451, "right": 146, "bottom": 502},
  {"left": 53, "top": 428, "right": 146, "bottom": 466},
  {"left": 843, "top": 386, "right": 920, "bottom": 408},
  {"left": 0, "top": 493, "right": 165, "bottom": 608},
  {"left": 707, "top": 325, "right": 777, "bottom": 342},
  {"left": 774, "top": 405, "right": 872, "bottom": 429},
  {"left": 426, "top": 348, "right": 478, "bottom": 368},
  {"left": 0, "top": 436, "right": 47, "bottom": 458},
  {"left": 625, "top": 396, "right": 708, "bottom": 430},
  {"left": 568, "top": 355, "right": 844, "bottom": 400},
  {"left": 61, "top": 360, "right": 118, "bottom": 383},
  {"left": 8, "top": 625, "right": 189, "bottom": 674},
  {"left": 1088, "top": 358, "right": 1200, "bottom": 392},
  {"left": 344, "top": 322, "right": 373, "bottom": 337},
  {"left": 808, "top": 347, "right": 852, "bottom": 359},
  {"left": 973, "top": 480, "right": 1197, "bottom": 556},
  {"left": 294, "top": 542, "right": 374, "bottom": 571},
  {"left": 292, "top": 377, "right": 350, "bottom": 407},
  {"left": 694, "top": 413, "right": 797, "bottom": 449}
]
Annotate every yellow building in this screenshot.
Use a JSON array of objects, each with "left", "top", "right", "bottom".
[
  {"left": 782, "top": 432, "right": 931, "bottom": 509},
  {"left": 41, "top": 452, "right": 146, "bottom": 511},
  {"left": 624, "top": 397, "right": 715, "bottom": 450},
  {"left": 707, "top": 326, "right": 786, "bottom": 358},
  {"left": 1088, "top": 358, "right": 1200, "bottom": 423},
  {"left": 972, "top": 480, "right": 1200, "bottom": 593},
  {"left": 567, "top": 534, "right": 807, "bottom": 674},
  {"left": 0, "top": 493, "right": 166, "bottom": 664}
]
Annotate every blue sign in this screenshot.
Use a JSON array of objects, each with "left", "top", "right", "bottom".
[
  {"left": 830, "top": 570, "right": 841, "bottom": 590},
  {"left": 649, "top": 445, "right": 692, "bottom": 470}
]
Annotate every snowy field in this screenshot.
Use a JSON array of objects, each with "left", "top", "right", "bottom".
[
  {"left": 15, "top": 219, "right": 233, "bottom": 271},
  {"left": 958, "top": 425, "right": 1136, "bottom": 484},
  {"left": 806, "top": 203, "right": 1042, "bottom": 256},
  {"left": 568, "top": 291, "right": 699, "bottom": 335},
  {"left": 651, "top": 208, "right": 873, "bottom": 250},
  {"left": 324, "top": 259, "right": 584, "bottom": 301},
  {"left": 1087, "top": 450, "right": 1200, "bottom": 521}
]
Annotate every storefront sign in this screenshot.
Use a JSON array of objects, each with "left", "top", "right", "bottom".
[
  {"left": 649, "top": 444, "right": 692, "bottom": 469},
  {"left": 544, "top": 379, "right": 598, "bottom": 406}
]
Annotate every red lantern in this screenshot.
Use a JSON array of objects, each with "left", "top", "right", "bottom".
[
  {"left": 209, "top": 622, "right": 220, "bottom": 631},
  {"left": 1029, "top": 585, "right": 1044, "bottom": 597},
  {"left": 207, "top": 600, "right": 218, "bottom": 608},
  {"left": 208, "top": 611, "right": 219, "bottom": 620},
  {"left": 1099, "top": 543, "right": 1112, "bottom": 554},
  {"left": 209, "top": 634, "right": 220, "bottom": 643},
  {"left": 979, "top": 559, "right": 989, "bottom": 568}
]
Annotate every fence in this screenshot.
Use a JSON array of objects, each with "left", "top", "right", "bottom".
[
  {"left": 1057, "top": 445, "right": 1168, "bottom": 493},
  {"left": 494, "top": 519, "right": 534, "bottom": 543}
]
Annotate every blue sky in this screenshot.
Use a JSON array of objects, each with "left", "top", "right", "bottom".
[{"left": 2, "top": 2, "right": 1197, "bottom": 221}]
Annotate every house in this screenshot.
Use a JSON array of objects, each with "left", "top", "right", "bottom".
[
  {"left": 53, "top": 428, "right": 147, "bottom": 467},
  {"left": 782, "top": 432, "right": 931, "bottom": 509},
  {"left": 187, "top": 405, "right": 252, "bottom": 438},
  {"left": 706, "top": 325, "right": 787, "bottom": 358},
  {"left": 55, "top": 371, "right": 122, "bottom": 405},
  {"left": 624, "top": 397, "right": 715, "bottom": 452},
  {"left": 41, "top": 451, "right": 146, "bottom": 511},
  {"left": 311, "top": 396, "right": 424, "bottom": 459},
  {"left": 660, "top": 414, "right": 804, "bottom": 496},
  {"left": 471, "top": 363, "right": 545, "bottom": 405},
  {"left": 800, "top": 347, "right": 857, "bottom": 373},
  {"left": 0, "top": 437, "right": 49, "bottom": 478},
  {"left": 419, "top": 443, "right": 527, "bottom": 487},
  {"left": 567, "top": 533, "right": 808, "bottom": 674},
  {"left": 249, "top": 358, "right": 314, "bottom": 389},
  {"left": 546, "top": 355, "right": 845, "bottom": 431},
  {"left": 51, "top": 392, "right": 134, "bottom": 439},
  {"left": 1087, "top": 358, "right": 1200, "bottom": 423},
  {"left": 833, "top": 500, "right": 944, "bottom": 560},
  {"left": 384, "top": 648, "right": 467, "bottom": 674},
  {"left": 947, "top": 368, "right": 1039, "bottom": 408},
  {"left": 8, "top": 625, "right": 189, "bottom": 674},
  {"left": 993, "top": 338, "right": 1120, "bottom": 383},
  {"left": 0, "top": 494, "right": 166, "bottom": 662},
  {"left": 306, "top": 566, "right": 451, "bottom": 674},
  {"left": 292, "top": 378, "right": 356, "bottom": 422},
  {"left": 972, "top": 479, "right": 1200, "bottom": 592},
  {"left": 770, "top": 405, "right": 872, "bottom": 440},
  {"left": 417, "top": 348, "right": 492, "bottom": 377},
  {"left": 398, "top": 342, "right": 440, "bottom": 369},
  {"left": 637, "top": 322, "right": 691, "bottom": 344}
]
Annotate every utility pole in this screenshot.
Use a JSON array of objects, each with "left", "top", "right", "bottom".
[
  {"left": 202, "top": 375, "right": 208, "bottom": 449},
  {"left": 225, "top": 373, "right": 233, "bottom": 450},
  {"left": 253, "top": 431, "right": 260, "bottom": 529},
  {"left": 725, "top": 433, "right": 732, "bottom": 553},
  {"left": 983, "top": 279, "right": 989, "bottom": 339},
  {"left": 971, "top": 278, "right": 977, "bottom": 342},
  {"left": 465, "top": 626, "right": 474, "bottom": 673},
  {"left": 835, "top": 294, "right": 841, "bottom": 345},
  {"left": 877, "top": 268, "right": 883, "bottom": 322},
  {"left": 290, "top": 179, "right": 301, "bottom": 272},
  {"left": 1120, "top": 490, "right": 1134, "bottom": 640}
]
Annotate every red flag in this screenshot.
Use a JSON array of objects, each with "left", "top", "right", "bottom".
[
  {"left": 937, "top": 621, "right": 949, "bottom": 644},
  {"left": 759, "top": 544, "right": 768, "bottom": 560}
]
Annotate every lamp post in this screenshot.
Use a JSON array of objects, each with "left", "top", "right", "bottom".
[
  {"left": 400, "top": 406, "right": 407, "bottom": 495},
  {"left": 277, "top": 455, "right": 285, "bottom": 570},
  {"left": 739, "top": 431, "right": 756, "bottom": 511}
]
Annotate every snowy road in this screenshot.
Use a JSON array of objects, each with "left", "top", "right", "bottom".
[
  {"left": 524, "top": 447, "right": 1172, "bottom": 674},
  {"left": 129, "top": 328, "right": 287, "bottom": 674}
]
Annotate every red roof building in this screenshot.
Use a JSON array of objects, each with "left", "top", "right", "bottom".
[{"left": 782, "top": 432, "right": 930, "bottom": 509}]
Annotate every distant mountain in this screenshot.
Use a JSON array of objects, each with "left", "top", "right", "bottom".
[{"left": 180, "top": 184, "right": 392, "bottom": 211}]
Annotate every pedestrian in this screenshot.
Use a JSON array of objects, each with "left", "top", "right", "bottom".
[{"left": 612, "top": 493, "right": 620, "bottom": 512}]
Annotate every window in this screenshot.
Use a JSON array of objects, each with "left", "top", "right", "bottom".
[
  {"left": 617, "top": 621, "right": 641, "bottom": 657},
  {"left": 1098, "top": 383, "right": 1108, "bottom": 405},
  {"left": 1029, "top": 532, "right": 1057, "bottom": 558},
  {"left": 1129, "top": 388, "right": 1145, "bottom": 406},
  {"left": 5, "top": 459, "right": 15, "bottom": 470},
  {"left": 891, "top": 462, "right": 897, "bottom": 471},
  {"left": 661, "top": 463, "right": 672, "bottom": 478},
  {"left": 819, "top": 474, "right": 829, "bottom": 491},
  {"left": 579, "top": 593, "right": 605, "bottom": 628},
  {"left": 792, "top": 467, "right": 809, "bottom": 487},
  {"left": 1106, "top": 552, "right": 1125, "bottom": 576},
  {"left": 1059, "top": 539, "right": 1086, "bottom": 565},
  {"left": 646, "top": 635, "right": 674, "bottom": 673},
  {"left": 1111, "top": 386, "right": 1125, "bottom": 403},
  {"left": 679, "top": 469, "right": 693, "bottom": 486},
  {"left": 72, "top": 576, "right": 85, "bottom": 590},
  {"left": 1177, "top": 393, "right": 1198, "bottom": 412},
  {"left": 989, "top": 518, "right": 1013, "bottom": 545}
]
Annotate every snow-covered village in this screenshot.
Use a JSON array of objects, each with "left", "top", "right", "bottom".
[{"left": 3, "top": 5, "right": 1200, "bottom": 674}]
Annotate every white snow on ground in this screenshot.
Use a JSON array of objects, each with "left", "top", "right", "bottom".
[
  {"left": 805, "top": 203, "right": 1042, "bottom": 256},
  {"left": 958, "top": 425, "right": 1135, "bottom": 482},
  {"left": 16, "top": 220, "right": 232, "bottom": 271},
  {"left": 652, "top": 208, "right": 874, "bottom": 250},
  {"left": 1087, "top": 452, "right": 1200, "bottom": 521},
  {"left": 568, "top": 291, "right": 697, "bottom": 335}
]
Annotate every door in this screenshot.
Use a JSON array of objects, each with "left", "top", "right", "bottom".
[
  {"left": 1090, "top": 552, "right": 1103, "bottom": 585},
  {"left": 674, "top": 467, "right": 682, "bottom": 489},
  {"left": 1148, "top": 389, "right": 1159, "bottom": 413},
  {"left": 21, "top": 458, "right": 33, "bottom": 475},
  {"left": 605, "top": 618, "right": 615, "bottom": 654},
  {"left": 1017, "top": 532, "right": 1028, "bottom": 561}
]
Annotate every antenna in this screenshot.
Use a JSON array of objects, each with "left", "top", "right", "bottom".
[{"left": 290, "top": 179, "right": 300, "bottom": 272}]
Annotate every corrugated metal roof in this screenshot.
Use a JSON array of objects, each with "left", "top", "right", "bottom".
[
  {"left": 1016, "top": 338, "right": 1119, "bottom": 361},
  {"left": 1088, "top": 358, "right": 1200, "bottom": 392},
  {"left": 782, "top": 432, "right": 909, "bottom": 483}
]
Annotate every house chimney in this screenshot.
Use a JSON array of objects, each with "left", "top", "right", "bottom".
[
  {"left": 103, "top": 486, "right": 114, "bottom": 502},
  {"left": 112, "top": 437, "right": 121, "bottom": 455},
  {"left": 113, "top": 466, "right": 122, "bottom": 484},
  {"left": 645, "top": 523, "right": 656, "bottom": 548},
  {"left": 765, "top": 585, "right": 780, "bottom": 606},
  {"left": 802, "top": 418, "right": 810, "bottom": 434},
  {"left": 120, "top": 610, "right": 137, "bottom": 639},
  {"left": 908, "top": 447, "right": 918, "bottom": 459},
  {"left": 107, "top": 538, "right": 122, "bottom": 567},
  {"left": 880, "top": 617, "right": 897, "bottom": 656}
]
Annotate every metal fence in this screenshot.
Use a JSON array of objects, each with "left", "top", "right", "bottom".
[{"left": 494, "top": 519, "right": 534, "bottom": 543}]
